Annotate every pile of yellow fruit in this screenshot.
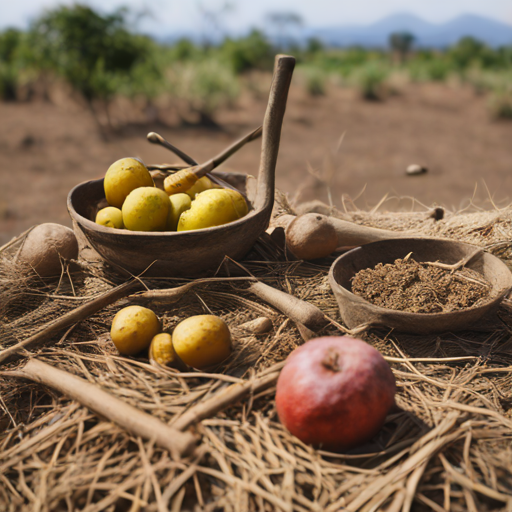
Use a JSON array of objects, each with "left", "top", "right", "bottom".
[
  {"left": 95, "top": 157, "right": 248, "bottom": 232},
  {"left": 110, "top": 305, "right": 232, "bottom": 370}
]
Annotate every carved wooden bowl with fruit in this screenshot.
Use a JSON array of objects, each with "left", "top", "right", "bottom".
[{"left": 68, "top": 56, "right": 295, "bottom": 277}]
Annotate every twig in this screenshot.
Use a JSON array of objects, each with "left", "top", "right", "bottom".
[
  {"left": 10, "top": 359, "right": 197, "bottom": 458},
  {"left": 171, "top": 362, "right": 285, "bottom": 432},
  {"left": 127, "top": 277, "right": 255, "bottom": 306},
  {"left": 0, "top": 280, "right": 139, "bottom": 366},
  {"left": 425, "top": 248, "right": 483, "bottom": 272}
]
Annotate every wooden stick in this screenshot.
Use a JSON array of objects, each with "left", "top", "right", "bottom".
[
  {"left": 172, "top": 362, "right": 285, "bottom": 431},
  {"left": 163, "top": 126, "right": 262, "bottom": 195},
  {"left": 12, "top": 359, "right": 197, "bottom": 458},
  {"left": 0, "top": 280, "right": 139, "bottom": 366}
]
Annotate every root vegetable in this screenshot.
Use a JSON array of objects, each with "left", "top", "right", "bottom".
[
  {"left": 275, "top": 336, "right": 396, "bottom": 451},
  {"left": 18, "top": 223, "right": 79, "bottom": 277},
  {"left": 111, "top": 306, "right": 161, "bottom": 356},
  {"left": 172, "top": 315, "right": 232, "bottom": 370},
  {"left": 239, "top": 317, "right": 273, "bottom": 334},
  {"left": 285, "top": 213, "right": 424, "bottom": 260},
  {"left": 104, "top": 157, "right": 154, "bottom": 208}
]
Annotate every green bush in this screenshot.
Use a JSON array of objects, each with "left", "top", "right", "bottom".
[
  {"left": 352, "top": 62, "right": 389, "bottom": 100},
  {"left": 168, "top": 59, "right": 240, "bottom": 126},
  {"left": 488, "top": 89, "right": 512, "bottom": 119},
  {"left": 298, "top": 65, "right": 327, "bottom": 96}
]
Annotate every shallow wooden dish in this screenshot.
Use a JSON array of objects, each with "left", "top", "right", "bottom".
[
  {"left": 67, "top": 56, "right": 295, "bottom": 278},
  {"left": 328, "top": 238, "right": 512, "bottom": 334}
]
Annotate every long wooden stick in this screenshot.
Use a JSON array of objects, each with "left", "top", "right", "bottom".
[
  {"left": 0, "top": 280, "right": 139, "bottom": 366},
  {"left": 13, "top": 359, "right": 197, "bottom": 458}
]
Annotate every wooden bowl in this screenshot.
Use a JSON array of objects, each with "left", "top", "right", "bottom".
[
  {"left": 329, "top": 238, "right": 512, "bottom": 334},
  {"left": 67, "top": 56, "right": 295, "bottom": 278}
]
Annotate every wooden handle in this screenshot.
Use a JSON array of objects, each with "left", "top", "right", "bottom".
[
  {"left": 248, "top": 281, "right": 327, "bottom": 331},
  {"left": 17, "top": 359, "right": 197, "bottom": 458},
  {"left": 254, "top": 55, "right": 296, "bottom": 212}
]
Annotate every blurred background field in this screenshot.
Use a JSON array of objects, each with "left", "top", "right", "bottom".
[{"left": 1, "top": 2, "right": 512, "bottom": 243}]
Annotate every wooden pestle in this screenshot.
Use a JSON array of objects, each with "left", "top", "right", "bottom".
[{"left": 284, "top": 213, "right": 436, "bottom": 260}]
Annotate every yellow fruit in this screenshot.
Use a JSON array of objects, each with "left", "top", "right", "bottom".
[
  {"left": 95, "top": 206, "right": 124, "bottom": 229},
  {"left": 167, "top": 193, "right": 192, "bottom": 231},
  {"left": 149, "top": 333, "right": 183, "bottom": 368},
  {"left": 104, "top": 157, "right": 154, "bottom": 208},
  {"left": 172, "top": 315, "right": 232, "bottom": 370},
  {"left": 111, "top": 306, "right": 161, "bottom": 356},
  {"left": 177, "top": 188, "right": 248, "bottom": 231},
  {"left": 122, "top": 187, "right": 170, "bottom": 232},
  {"left": 185, "top": 176, "right": 218, "bottom": 199}
]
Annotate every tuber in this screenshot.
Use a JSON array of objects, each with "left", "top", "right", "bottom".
[
  {"left": 285, "top": 213, "right": 428, "bottom": 260},
  {"left": 18, "top": 223, "right": 79, "bottom": 277}
]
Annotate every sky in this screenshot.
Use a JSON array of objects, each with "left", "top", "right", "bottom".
[{"left": 2, "top": 0, "right": 512, "bottom": 37}]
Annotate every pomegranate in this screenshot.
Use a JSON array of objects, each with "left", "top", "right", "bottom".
[{"left": 275, "top": 336, "right": 396, "bottom": 451}]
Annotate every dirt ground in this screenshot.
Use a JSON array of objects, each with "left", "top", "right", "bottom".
[{"left": 1, "top": 79, "right": 512, "bottom": 244}]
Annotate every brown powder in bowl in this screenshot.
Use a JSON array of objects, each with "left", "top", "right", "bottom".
[{"left": 351, "top": 257, "right": 492, "bottom": 314}]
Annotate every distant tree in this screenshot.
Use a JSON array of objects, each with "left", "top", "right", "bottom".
[
  {"left": 448, "top": 36, "right": 489, "bottom": 70},
  {"left": 306, "top": 37, "right": 324, "bottom": 55},
  {"left": 389, "top": 31, "right": 415, "bottom": 64},
  {"left": 0, "top": 28, "right": 22, "bottom": 100},
  {"left": 265, "top": 11, "right": 303, "bottom": 49},
  {"left": 221, "top": 29, "right": 274, "bottom": 73},
  {"left": 28, "top": 4, "right": 151, "bottom": 135}
]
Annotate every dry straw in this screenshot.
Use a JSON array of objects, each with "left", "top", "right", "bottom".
[{"left": 1, "top": 198, "right": 512, "bottom": 510}]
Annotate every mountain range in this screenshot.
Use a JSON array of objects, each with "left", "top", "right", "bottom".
[{"left": 305, "top": 13, "right": 512, "bottom": 48}]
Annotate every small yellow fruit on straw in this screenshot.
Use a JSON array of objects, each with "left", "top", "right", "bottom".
[
  {"left": 95, "top": 206, "right": 124, "bottom": 229},
  {"left": 122, "top": 187, "right": 170, "bottom": 232},
  {"left": 185, "top": 176, "right": 218, "bottom": 199},
  {"left": 177, "top": 189, "right": 248, "bottom": 231},
  {"left": 167, "top": 193, "right": 192, "bottom": 231},
  {"left": 110, "top": 306, "right": 161, "bottom": 356},
  {"left": 149, "top": 333, "right": 183, "bottom": 368},
  {"left": 172, "top": 315, "right": 232, "bottom": 370},
  {"left": 104, "top": 157, "right": 154, "bottom": 208}
]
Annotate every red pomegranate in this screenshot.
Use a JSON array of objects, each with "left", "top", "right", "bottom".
[{"left": 275, "top": 336, "right": 396, "bottom": 451}]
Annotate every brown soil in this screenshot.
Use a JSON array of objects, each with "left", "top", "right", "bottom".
[
  {"left": 1, "top": 80, "right": 512, "bottom": 244},
  {"left": 351, "top": 257, "right": 491, "bottom": 313}
]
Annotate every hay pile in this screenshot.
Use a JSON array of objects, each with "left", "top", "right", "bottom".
[{"left": 1, "top": 201, "right": 512, "bottom": 511}]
